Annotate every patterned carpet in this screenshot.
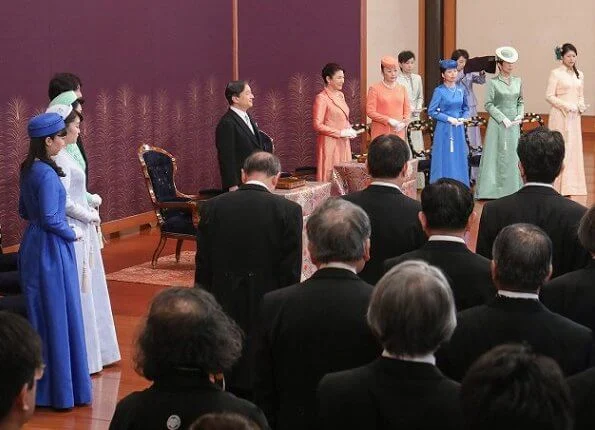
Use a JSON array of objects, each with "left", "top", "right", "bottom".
[{"left": 106, "top": 251, "right": 195, "bottom": 287}]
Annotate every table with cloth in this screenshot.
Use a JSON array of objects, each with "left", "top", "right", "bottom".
[
  {"left": 275, "top": 181, "right": 332, "bottom": 280},
  {"left": 330, "top": 159, "right": 418, "bottom": 198}
]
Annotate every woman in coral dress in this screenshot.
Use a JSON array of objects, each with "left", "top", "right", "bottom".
[
  {"left": 367, "top": 55, "right": 411, "bottom": 141},
  {"left": 546, "top": 43, "right": 588, "bottom": 196},
  {"left": 313, "top": 63, "right": 358, "bottom": 182}
]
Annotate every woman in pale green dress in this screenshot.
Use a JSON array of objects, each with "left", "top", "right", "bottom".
[{"left": 475, "top": 47, "right": 524, "bottom": 199}]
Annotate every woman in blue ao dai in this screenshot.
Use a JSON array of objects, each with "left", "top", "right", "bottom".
[{"left": 428, "top": 59, "right": 470, "bottom": 186}]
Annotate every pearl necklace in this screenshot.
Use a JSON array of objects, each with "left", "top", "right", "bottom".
[{"left": 381, "top": 80, "right": 396, "bottom": 89}]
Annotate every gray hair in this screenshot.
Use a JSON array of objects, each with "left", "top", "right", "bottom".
[
  {"left": 367, "top": 260, "right": 456, "bottom": 356},
  {"left": 243, "top": 151, "right": 281, "bottom": 177},
  {"left": 306, "top": 198, "right": 371, "bottom": 263}
]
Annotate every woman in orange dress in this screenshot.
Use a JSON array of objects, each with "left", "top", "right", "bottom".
[
  {"left": 546, "top": 43, "right": 588, "bottom": 196},
  {"left": 313, "top": 63, "right": 358, "bottom": 182},
  {"left": 366, "top": 56, "right": 411, "bottom": 140}
]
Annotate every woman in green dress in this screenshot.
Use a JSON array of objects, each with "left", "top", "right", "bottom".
[{"left": 475, "top": 47, "right": 523, "bottom": 199}]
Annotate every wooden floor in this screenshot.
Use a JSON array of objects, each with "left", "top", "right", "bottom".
[{"left": 24, "top": 135, "right": 594, "bottom": 430}]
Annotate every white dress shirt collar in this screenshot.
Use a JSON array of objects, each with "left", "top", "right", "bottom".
[
  {"left": 428, "top": 235, "right": 466, "bottom": 244},
  {"left": 230, "top": 106, "right": 254, "bottom": 133},
  {"left": 370, "top": 181, "right": 401, "bottom": 192},
  {"left": 319, "top": 262, "right": 357, "bottom": 274},
  {"left": 523, "top": 182, "right": 555, "bottom": 190},
  {"left": 382, "top": 350, "right": 436, "bottom": 365},
  {"left": 244, "top": 180, "right": 270, "bottom": 191},
  {"left": 498, "top": 290, "right": 540, "bottom": 300}
]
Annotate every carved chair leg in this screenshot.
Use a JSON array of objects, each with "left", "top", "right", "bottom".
[
  {"left": 151, "top": 235, "right": 168, "bottom": 268},
  {"left": 175, "top": 239, "right": 184, "bottom": 263}
]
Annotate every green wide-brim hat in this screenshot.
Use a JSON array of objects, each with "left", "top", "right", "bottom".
[
  {"left": 495, "top": 46, "right": 519, "bottom": 63},
  {"left": 49, "top": 90, "right": 78, "bottom": 107}
]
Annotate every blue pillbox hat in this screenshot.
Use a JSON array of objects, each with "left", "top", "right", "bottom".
[
  {"left": 28, "top": 113, "right": 66, "bottom": 138},
  {"left": 439, "top": 59, "right": 458, "bottom": 70}
]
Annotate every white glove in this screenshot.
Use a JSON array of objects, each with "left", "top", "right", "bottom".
[
  {"left": 514, "top": 114, "right": 523, "bottom": 121},
  {"left": 339, "top": 128, "right": 358, "bottom": 139},
  {"left": 447, "top": 117, "right": 460, "bottom": 126},
  {"left": 395, "top": 121, "right": 407, "bottom": 131},
  {"left": 70, "top": 225, "right": 84, "bottom": 241},
  {"left": 89, "top": 208, "right": 101, "bottom": 225},
  {"left": 89, "top": 193, "right": 102, "bottom": 208},
  {"left": 502, "top": 118, "right": 512, "bottom": 128},
  {"left": 387, "top": 118, "right": 399, "bottom": 128}
]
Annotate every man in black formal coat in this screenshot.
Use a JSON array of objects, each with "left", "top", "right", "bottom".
[
  {"left": 343, "top": 134, "right": 425, "bottom": 284},
  {"left": 437, "top": 223, "right": 594, "bottom": 381},
  {"left": 195, "top": 152, "right": 302, "bottom": 397},
  {"left": 216, "top": 80, "right": 272, "bottom": 191},
  {"left": 461, "top": 344, "right": 573, "bottom": 430},
  {"left": 567, "top": 367, "right": 595, "bottom": 430},
  {"left": 254, "top": 198, "right": 381, "bottom": 430},
  {"left": 317, "top": 260, "right": 462, "bottom": 430},
  {"left": 541, "top": 204, "right": 595, "bottom": 332},
  {"left": 385, "top": 178, "right": 494, "bottom": 311},
  {"left": 476, "top": 126, "right": 589, "bottom": 278}
]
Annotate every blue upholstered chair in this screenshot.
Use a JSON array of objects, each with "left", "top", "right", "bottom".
[{"left": 138, "top": 144, "right": 208, "bottom": 268}]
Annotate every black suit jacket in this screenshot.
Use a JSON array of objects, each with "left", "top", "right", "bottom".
[
  {"left": 436, "top": 295, "right": 594, "bottom": 381},
  {"left": 476, "top": 185, "right": 589, "bottom": 278},
  {"left": 317, "top": 357, "right": 462, "bottom": 430},
  {"left": 567, "top": 367, "right": 595, "bottom": 430},
  {"left": 541, "top": 259, "right": 595, "bottom": 332},
  {"left": 385, "top": 240, "right": 495, "bottom": 311},
  {"left": 195, "top": 184, "right": 303, "bottom": 391},
  {"left": 254, "top": 268, "right": 381, "bottom": 430},
  {"left": 216, "top": 109, "right": 269, "bottom": 190},
  {"left": 109, "top": 369, "right": 269, "bottom": 430},
  {"left": 343, "top": 185, "right": 425, "bottom": 284}
]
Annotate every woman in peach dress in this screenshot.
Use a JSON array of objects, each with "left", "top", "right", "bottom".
[
  {"left": 366, "top": 55, "right": 411, "bottom": 140},
  {"left": 313, "top": 63, "right": 358, "bottom": 182},
  {"left": 546, "top": 43, "right": 588, "bottom": 196}
]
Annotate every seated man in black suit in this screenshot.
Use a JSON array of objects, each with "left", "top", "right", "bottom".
[
  {"left": 542, "top": 204, "right": 595, "bottom": 332},
  {"left": 196, "top": 152, "right": 302, "bottom": 398},
  {"left": 0, "top": 248, "right": 25, "bottom": 315},
  {"left": 317, "top": 260, "right": 462, "bottom": 430},
  {"left": 109, "top": 288, "right": 269, "bottom": 430},
  {"left": 216, "top": 80, "right": 271, "bottom": 192},
  {"left": 461, "top": 344, "right": 573, "bottom": 430},
  {"left": 343, "top": 134, "right": 425, "bottom": 284},
  {"left": 567, "top": 367, "right": 595, "bottom": 430},
  {"left": 476, "top": 126, "right": 589, "bottom": 278},
  {"left": 385, "top": 178, "right": 494, "bottom": 310},
  {"left": 437, "top": 223, "right": 593, "bottom": 381},
  {"left": 0, "top": 311, "right": 44, "bottom": 430},
  {"left": 254, "top": 198, "right": 380, "bottom": 430}
]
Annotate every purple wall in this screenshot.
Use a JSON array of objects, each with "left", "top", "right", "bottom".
[
  {"left": 0, "top": 1, "right": 363, "bottom": 247},
  {"left": 238, "top": 0, "right": 362, "bottom": 172},
  {"left": 0, "top": 1, "right": 231, "bottom": 246}
]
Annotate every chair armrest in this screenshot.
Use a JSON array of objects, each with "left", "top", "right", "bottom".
[
  {"left": 176, "top": 191, "right": 200, "bottom": 200},
  {"left": 155, "top": 201, "right": 199, "bottom": 227}
]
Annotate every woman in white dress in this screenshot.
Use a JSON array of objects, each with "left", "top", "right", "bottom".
[{"left": 48, "top": 101, "right": 120, "bottom": 374}]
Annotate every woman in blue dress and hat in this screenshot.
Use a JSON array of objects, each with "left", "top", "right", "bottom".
[
  {"left": 428, "top": 59, "right": 470, "bottom": 185},
  {"left": 475, "top": 46, "right": 523, "bottom": 199},
  {"left": 18, "top": 112, "right": 92, "bottom": 409}
]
